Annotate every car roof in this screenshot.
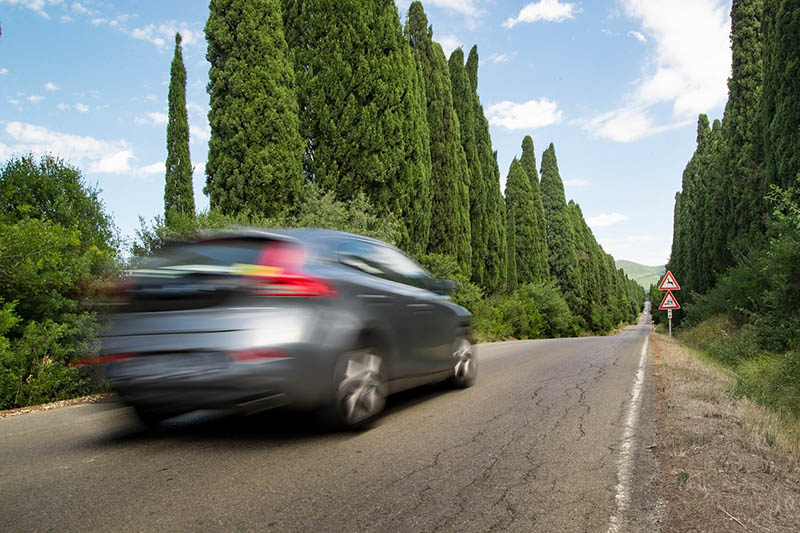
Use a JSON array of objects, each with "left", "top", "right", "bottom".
[{"left": 207, "top": 227, "right": 390, "bottom": 247}]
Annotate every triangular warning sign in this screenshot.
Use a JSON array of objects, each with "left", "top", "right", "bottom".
[
  {"left": 658, "top": 271, "right": 681, "bottom": 291},
  {"left": 659, "top": 290, "right": 680, "bottom": 310}
]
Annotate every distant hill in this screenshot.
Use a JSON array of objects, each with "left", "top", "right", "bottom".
[{"left": 616, "top": 260, "right": 666, "bottom": 290}]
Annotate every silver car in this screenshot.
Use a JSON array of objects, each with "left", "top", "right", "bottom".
[{"left": 101, "top": 229, "right": 475, "bottom": 428}]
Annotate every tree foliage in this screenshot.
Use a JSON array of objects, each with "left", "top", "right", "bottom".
[
  {"left": 205, "top": 0, "right": 304, "bottom": 218},
  {"left": 0, "top": 156, "right": 117, "bottom": 409},
  {"left": 282, "top": 0, "right": 432, "bottom": 255},
  {"left": 519, "top": 136, "right": 549, "bottom": 282},
  {"left": 406, "top": 1, "right": 471, "bottom": 274},
  {"left": 449, "top": 48, "right": 488, "bottom": 286},
  {"left": 540, "top": 143, "right": 583, "bottom": 313},
  {"left": 164, "top": 33, "right": 195, "bottom": 227},
  {"left": 467, "top": 46, "right": 507, "bottom": 293},
  {"left": 504, "top": 158, "right": 542, "bottom": 287}
]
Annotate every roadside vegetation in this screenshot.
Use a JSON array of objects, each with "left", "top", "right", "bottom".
[
  {"left": 651, "top": 334, "right": 799, "bottom": 532},
  {"left": 0, "top": 0, "right": 643, "bottom": 410},
  {"left": 651, "top": 0, "right": 799, "bottom": 431}
]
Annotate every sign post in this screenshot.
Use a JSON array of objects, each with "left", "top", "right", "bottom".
[{"left": 658, "top": 271, "right": 681, "bottom": 336}]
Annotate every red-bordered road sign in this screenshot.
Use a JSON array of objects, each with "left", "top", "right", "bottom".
[
  {"left": 658, "top": 271, "right": 681, "bottom": 291},
  {"left": 659, "top": 290, "right": 681, "bottom": 310}
]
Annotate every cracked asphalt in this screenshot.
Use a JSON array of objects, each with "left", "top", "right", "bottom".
[{"left": 0, "top": 317, "right": 658, "bottom": 532}]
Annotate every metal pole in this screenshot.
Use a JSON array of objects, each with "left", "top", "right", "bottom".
[{"left": 668, "top": 309, "right": 672, "bottom": 337}]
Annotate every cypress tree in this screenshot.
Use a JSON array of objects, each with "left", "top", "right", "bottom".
[
  {"left": 762, "top": 0, "right": 800, "bottom": 191},
  {"left": 205, "top": 0, "right": 303, "bottom": 218},
  {"left": 669, "top": 115, "right": 712, "bottom": 294},
  {"left": 282, "top": 0, "right": 432, "bottom": 255},
  {"left": 540, "top": 143, "right": 583, "bottom": 314},
  {"left": 519, "top": 136, "right": 549, "bottom": 281},
  {"left": 724, "top": 0, "right": 764, "bottom": 244},
  {"left": 164, "top": 33, "right": 195, "bottom": 226},
  {"left": 406, "top": 2, "right": 471, "bottom": 272},
  {"left": 468, "top": 46, "right": 507, "bottom": 292},
  {"left": 505, "top": 158, "right": 541, "bottom": 286},
  {"left": 449, "top": 48, "right": 488, "bottom": 285}
]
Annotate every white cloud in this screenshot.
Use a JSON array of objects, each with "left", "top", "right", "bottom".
[
  {"left": 488, "top": 53, "right": 512, "bottom": 64},
  {"left": 57, "top": 103, "right": 69, "bottom": 111},
  {"left": 90, "top": 150, "right": 134, "bottom": 174},
  {"left": 0, "top": 68, "right": 8, "bottom": 75},
  {"left": 2, "top": 0, "right": 63, "bottom": 19},
  {"left": 8, "top": 97, "right": 22, "bottom": 107},
  {"left": 130, "top": 22, "right": 203, "bottom": 49},
  {"left": 27, "top": 95, "right": 45, "bottom": 104},
  {"left": 186, "top": 101, "right": 207, "bottom": 117},
  {"left": 628, "top": 30, "right": 647, "bottom": 43},
  {"left": 44, "top": 81, "right": 59, "bottom": 91},
  {"left": 0, "top": 142, "right": 13, "bottom": 161},
  {"left": 4, "top": 121, "right": 134, "bottom": 174},
  {"left": 190, "top": 122, "right": 211, "bottom": 143},
  {"left": 433, "top": 0, "right": 479, "bottom": 16},
  {"left": 135, "top": 112, "right": 168, "bottom": 125},
  {"left": 71, "top": 1, "right": 96, "bottom": 16},
  {"left": 486, "top": 98, "right": 563, "bottom": 130},
  {"left": 585, "top": 0, "right": 731, "bottom": 142},
  {"left": 503, "top": 0, "right": 578, "bottom": 28},
  {"left": 596, "top": 234, "right": 670, "bottom": 265},
  {"left": 438, "top": 35, "right": 462, "bottom": 58},
  {"left": 587, "top": 212, "right": 630, "bottom": 228},
  {"left": 139, "top": 161, "right": 164, "bottom": 175},
  {"left": 564, "top": 179, "right": 590, "bottom": 187},
  {"left": 75, "top": 103, "right": 89, "bottom": 113}
]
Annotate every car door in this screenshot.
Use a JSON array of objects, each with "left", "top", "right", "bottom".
[{"left": 367, "top": 245, "right": 455, "bottom": 376}]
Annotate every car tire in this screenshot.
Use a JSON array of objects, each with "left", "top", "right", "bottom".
[
  {"left": 448, "top": 336, "right": 477, "bottom": 388},
  {"left": 323, "top": 343, "right": 387, "bottom": 430}
]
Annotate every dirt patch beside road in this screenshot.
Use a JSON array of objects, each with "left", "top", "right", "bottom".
[
  {"left": 0, "top": 393, "right": 114, "bottom": 419},
  {"left": 651, "top": 333, "right": 800, "bottom": 532}
]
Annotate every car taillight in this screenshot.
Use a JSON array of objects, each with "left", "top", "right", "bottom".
[
  {"left": 70, "top": 353, "right": 134, "bottom": 367},
  {"left": 229, "top": 348, "right": 289, "bottom": 363},
  {"left": 246, "top": 241, "right": 336, "bottom": 298}
]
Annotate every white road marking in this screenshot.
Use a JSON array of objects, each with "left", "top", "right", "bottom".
[{"left": 608, "top": 333, "right": 649, "bottom": 533}]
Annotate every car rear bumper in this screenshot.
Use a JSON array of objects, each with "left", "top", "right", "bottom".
[{"left": 103, "top": 341, "right": 339, "bottom": 416}]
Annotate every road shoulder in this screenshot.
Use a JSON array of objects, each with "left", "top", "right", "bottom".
[{"left": 651, "top": 333, "right": 800, "bottom": 532}]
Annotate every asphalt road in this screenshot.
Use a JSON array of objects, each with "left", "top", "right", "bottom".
[{"left": 0, "top": 314, "right": 660, "bottom": 532}]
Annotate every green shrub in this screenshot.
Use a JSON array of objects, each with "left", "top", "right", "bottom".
[
  {"left": 0, "top": 156, "right": 117, "bottom": 409},
  {"left": 516, "top": 281, "right": 578, "bottom": 338}
]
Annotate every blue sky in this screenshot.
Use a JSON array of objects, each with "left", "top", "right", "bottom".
[{"left": 0, "top": 0, "right": 733, "bottom": 266}]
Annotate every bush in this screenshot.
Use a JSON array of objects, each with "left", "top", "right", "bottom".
[
  {"left": 516, "top": 281, "right": 579, "bottom": 338},
  {"left": 0, "top": 155, "right": 118, "bottom": 409}
]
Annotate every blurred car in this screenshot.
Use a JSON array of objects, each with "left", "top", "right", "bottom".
[{"left": 99, "top": 228, "right": 475, "bottom": 428}]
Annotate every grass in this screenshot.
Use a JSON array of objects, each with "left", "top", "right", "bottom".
[{"left": 651, "top": 333, "right": 800, "bottom": 532}]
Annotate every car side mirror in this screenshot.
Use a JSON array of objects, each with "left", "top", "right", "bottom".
[{"left": 430, "top": 278, "right": 456, "bottom": 295}]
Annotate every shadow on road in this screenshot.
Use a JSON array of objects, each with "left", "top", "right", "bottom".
[{"left": 95, "top": 382, "right": 452, "bottom": 446}]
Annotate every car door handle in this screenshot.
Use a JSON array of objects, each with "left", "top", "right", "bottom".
[
  {"left": 407, "top": 303, "right": 432, "bottom": 311},
  {"left": 358, "top": 294, "right": 393, "bottom": 304}
]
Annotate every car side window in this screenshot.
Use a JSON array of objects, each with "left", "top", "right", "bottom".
[
  {"left": 337, "top": 240, "right": 431, "bottom": 289},
  {"left": 337, "top": 241, "right": 385, "bottom": 276},
  {"left": 372, "top": 246, "right": 431, "bottom": 289}
]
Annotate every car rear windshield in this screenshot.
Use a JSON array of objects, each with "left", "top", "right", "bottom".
[{"left": 145, "top": 238, "right": 271, "bottom": 270}]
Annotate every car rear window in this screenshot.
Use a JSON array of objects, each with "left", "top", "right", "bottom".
[{"left": 145, "top": 239, "right": 269, "bottom": 269}]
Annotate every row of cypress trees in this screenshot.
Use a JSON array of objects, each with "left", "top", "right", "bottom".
[
  {"left": 505, "top": 137, "right": 642, "bottom": 331},
  {"left": 667, "top": 0, "right": 799, "bottom": 310},
  {"left": 163, "top": 0, "right": 642, "bottom": 330}
]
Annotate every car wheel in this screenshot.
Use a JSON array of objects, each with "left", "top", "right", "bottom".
[
  {"left": 324, "top": 345, "right": 387, "bottom": 429},
  {"left": 449, "top": 337, "right": 477, "bottom": 388}
]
